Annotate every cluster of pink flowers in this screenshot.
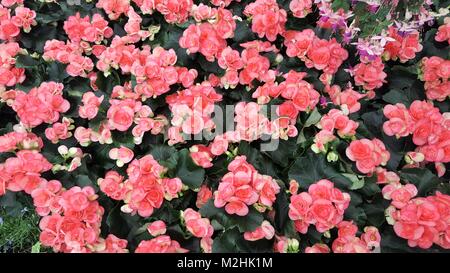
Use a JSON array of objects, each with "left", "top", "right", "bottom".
[
  {"left": 166, "top": 82, "right": 222, "bottom": 144},
  {"left": 385, "top": 184, "right": 450, "bottom": 249},
  {"left": 305, "top": 222, "right": 380, "bottom": 253},
  {"left": 63, "top": 13, "right": 113, "bottom": 44},
  {"left": 233, "top": 101, "right": 272, "bottom": 142},
  {"left": 196, "top": 185, "right": 213, "bottom": 208},
  {"left": 0, "top": 150, "right": 51, "bottom": 195},
  {"left": 37, "top": 184, "right": 128, "bottom": 253},
  {"left": 353, "top": 57, "right": 387, "bottom": 91},
  {"left": 96, "top": 0, "right": 130, "bottom": 20},
  {"left": 0, "top": 130, "right": 42, "bottom": 153},
  {"left": 320, "top": 222, "right": 380, "bottom": 253},
  {"left": 10, "top": 81, "right": 70, "bottom": 128},
  {"left": 182, "top": 208, "right": 214, "bottom": 252},
  {"left": 98, "top": 171, "right": 126, "bottom": 200},
  {"left": 118, "top": 155, "right": 183, "bottom": 217},
  {"left": 289, "top": 0, "right": 312, "bottom": 18},
  {"left": 420, "top": 56, "right": 450, "bottom": 101},
  {"left": 435, "top": 17, "right": 450, "bottom": 44},
  {"left": 74, "top": 124, "right": 113, "bottom": 147},
  {"left": 383, "top": 100, "right": 450, "bottom": 163},
  {"left": 135, "top": 235, "right": 188, "bottom": 253},
  {"left": 243, "top": 0, "right": 287, "bottom": 42},
  {"left": 214, "top": 156, "right": 280, "bottom": 216},
  {"left": 44, "top": 13, "right": 114, "bottom": 77},
  {"left": 109, "top": 146, "right": 134, "bottom": 167},
  {"left": 133, "top": 0, "right": 193, "bottom": 24},
  {"left": 0, "top": 4, "right": 36, "bottom": 40},
  {"left": 313, "top": 109, "right": 359, "bottom": 153},
  {"left": 325, "top": 84, "right": 367, "bottom": 114},
  {"left": 383, "top": 26, "right": 423, "bottom": 63},
  {"left": 289, "top": 179, "right": 351, "bottom": 234},
  {"left": 237, "top": 41, "right": 278, "bottom": 86},
  {"left": 252, "top": 71, "right": 320, "bottom": 139},
  {"left": 346, "top": 138, "right": 390, "bottom": 174},
  {"left": 126, "top": 46, "right": 182, "bottom": 99},
  {"left": 45, "top": 117, "right": 73, "bottom": 144},
  {"left": 78, "top": 92, "right": 103, "bottom": 120},
  {"left": 0, "top": 143, "right": 128, "bottom": 252},
  {"left": 0, "top": 41, "right": 25, "bottom": 88},
  {"left": 283, "top": 29, "right": 348, "bottom": 78},
  {"left": 179, "top": 7, "right": 235, "bottom": 62}
]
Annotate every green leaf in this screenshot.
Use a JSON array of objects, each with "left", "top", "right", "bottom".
[
  {"left": 31, "top": 242, "right": 41, "bottom": 253},
  {"left": 265, "top": 138, "right": 297, "bottom": 168},
  {"left": 382, "top": 85, "right": 425, "bottom": 107},
  {"left": 106, "top": 205, "right": 132, "bottom": 239},
  {"left": 74, "top": 174, "right": 94, "bottom": 189},
  {"left": 233, "top": 20, "right": 255, "bottom": 43},
  {"left": 288, "top": 152, "right": 352, "bottom": 190},
  {"left": 400, "top": 168, "right": 441, "bottom": 196},
  {"left": 175, "top": 149, "right": 205, "bottom": 189},
  {"left": 343, "top": 173, "right": 365, "bottom": 190},
  {"left": 304, "top": 108, "right": 321, "bottom": 128},
  {"left": 362, "top": 197, "right": 388, "bottom": 227},
  {"left": 0, "top": 192, "right": 24, "bottom": 217},
  {"left": 47, "top": 62, "right": 69, "bottom": 82},
  {"left": 212, "top": 228, "right": 241, "bottom": 252},
  {"left": 331, "top": 0, "right": 350, "bottom": 11},
  {"left": 273, "top": 188, "right": 290, "bottom": 232},
  {"left": 238, "top": 142, "right": 279, "bottom": 178},
  {"left": 344, "top": 205, "right": 367, "bottom": 227},
  {"left": 15, "top": 55, "right": 40, "bottom": 68},
  {"left": 149, "top": 144, "right": 178, "bottom": 168}
]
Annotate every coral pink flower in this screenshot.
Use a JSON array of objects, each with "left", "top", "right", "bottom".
[
  {"left": 214, "top": 156, "right": 279, "bottom": 216},
  {"left": 289, "top": 0, "right": 312, "bottom": 18},
  {"left": 11, "top": 7, "right": 36, "bottom": 33},
  {"left": 388, "top": 192, "right": 450, "bottom": 249},
  {"left": 196, "top": 185, "right": 213, "bottom": 208},
  {"left": 98, "top": 234, "right": 128, "bottom": 253},
  {"left": 420, "top": 56, "right": 450, "bottom": 101},
  {"left": 353, "top": 57, "right": 387, "bottom": 91},
  {"left": 289, "top": 179, "right": 350, "bottom": 234},
  {"left": 107, "top": 99, "right": 141, "bottom": 131},
  {"left": 31, "top": 179, "right": 62, "bottom": 216},
  {"left": 183, "top": 208, "right": 214, "bottom": 238},
  {"left": 332, "top": 221, "right": 380, "bottom": 253},
  {"left": 147, "top": 220, "right": 167, "bottom": 236},
  {"left": 98, "top": 171, "right": 126, "bottom": 200},
  {"left": 4, "top": 150, "right": 52, "bottom": 194},
  {"left": 190, "top": 145, "right": 213, "bottom": 168},
  {"left": 383, "top": 103, "right": 413, "bottom": 138},
  {"left": 346, "top": 138, "right": 390, "bottom": 174},
  {"left": 12, "top": 82, "right": 69, "bottom": 128},
  {"left": 45, "top": 118, "right": 72, "bottom": 144},
  {"left": 384, "top": 26, "right": 423, "bottom": 62},
  {"left": 96, "top": 0, "right": 131, "bottom": 20},
  {"left": 243, "top": 0, "right": 287, "bottom": 42},
  {"left": 435, "top": 17, "right": 450, "bottom": 44},
  {"left": 305, "top": 243, "right": 331, "bottom": 253},
  {"left": 135, "top": 235, "right": 188, "bottom": 253},
  {"left": 162, "top": 177, "right": 182, "bottom": 200},
  {"left": 109, "top": 146, "right": 134, "bottom": 167},
  {"left": 79, "top": 92, "right": 104, "bottom": 120}
]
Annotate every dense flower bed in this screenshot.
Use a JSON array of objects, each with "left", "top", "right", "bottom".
[{"left": 0, "top": 0, "right": 449, "bottom": 253}]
